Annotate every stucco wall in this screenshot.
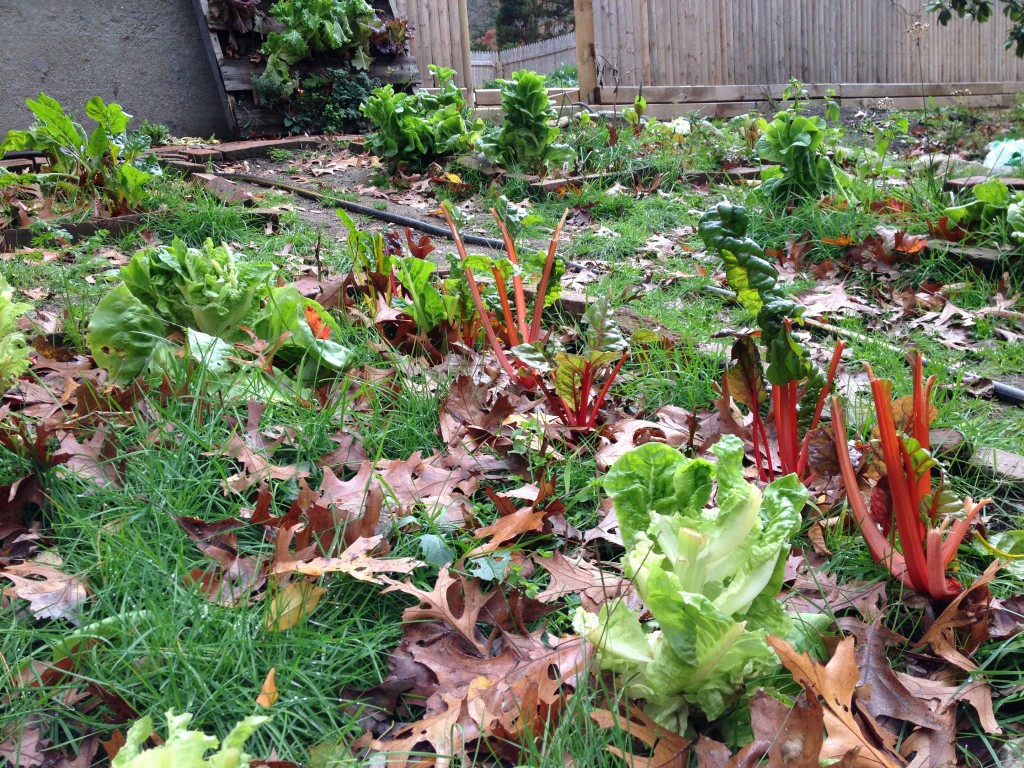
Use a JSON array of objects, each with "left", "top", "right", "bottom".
[{"left": 0, "top": 0, "right": 230, "bottom": 139}]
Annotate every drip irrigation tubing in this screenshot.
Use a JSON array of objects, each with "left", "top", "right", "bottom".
[
  {"left": 216, "top": 172, "right": 507, "bottom": 250},
  {"left": 702, "top": 284, "right": 1024, "bottom": 406}
]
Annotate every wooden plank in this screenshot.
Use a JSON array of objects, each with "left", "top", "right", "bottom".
[
  {"left": 845, "top": 94, "right": 1011, "bottom": 110},
  {"left": 219, "top": 60, "right": 262, "bottom": 92},
  {"left": 574, "top": 0, "right": 598, "bottom": 103},
  {"left": 474, "top": 87, "right": 579, "bottom": 106},
  {"left": 838, "top": 81, "right": 1016, "bottom": 98},
  {"left": 189, "top": 0, "right": 237, "bottom": 137}
]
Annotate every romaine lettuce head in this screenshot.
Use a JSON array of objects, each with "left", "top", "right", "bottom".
[
  {"left": 112, "top": 710, "right": 268, "bottom": 768},
  {"left": 583, "top": 434, "right": 807, "bottom": 732},
  {"left": 121, "top": 238, "right": 269, "bottom": 337}
]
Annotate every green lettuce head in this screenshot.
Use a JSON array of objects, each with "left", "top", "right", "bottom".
[
  {"left": 574, "top": 435, "right": 806, "bottom": 733},
  {"left": 112, "top": 710, "right": 268, "bottom": 768}
]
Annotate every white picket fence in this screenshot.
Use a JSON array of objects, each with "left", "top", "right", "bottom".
[{"left": 470, "top": 33, "right": 577, "bottom": 84}]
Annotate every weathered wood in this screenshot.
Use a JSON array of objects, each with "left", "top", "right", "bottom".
[
  {"left": 189, "top": 0, "right": 237, "bottom": 137},
  {"left": 969, "top": 447, "right": 1024, "bottom": 487},
  {"left": 474, "top": 88, "right": 580, "bottom": 107},
  {"left": 219, "top": 59, "right": 263, "bottom": 93},
  {"left": 1, "top": 216, "right": 145, "bottom": 251},
  {"left": 574, "top": 0, "right": 598, "bottom": 103},
  {"left": 945, "top": 176, "right": 1024, "bottom": 193}
]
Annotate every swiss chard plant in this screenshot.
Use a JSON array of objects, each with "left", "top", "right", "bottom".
[
  {"left": 699, "top": 201, "right": 844, "bottom": 484},
  {"left": 755, "top": 107, "right": 840, "bottom": 206},
  {"left": 361, "top": 66, "right": 484, "bottom": 170},
  {"left": 0, "top": 94, "right": 157, "bottom": 218},
  {"left": 511, "top": 297, "right": 630, "bottom": 430},
  {"left": 832, "top": 352, "right": 990, "bottom": 601},
  {"left": 443, "top": 202, "right": 568, "bottom": 388},
  {"left": 478, "top": 70, "right": 575, "bottom": 174},
  {"left": 574, "top": 435, "right": 807, "bottom": 733}
]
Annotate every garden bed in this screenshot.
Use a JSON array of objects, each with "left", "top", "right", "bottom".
[{"left": 5, "top": 85, "right": 1024, "bottom": 768}]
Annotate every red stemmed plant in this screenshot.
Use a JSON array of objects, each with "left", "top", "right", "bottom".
[
  {"left": 832, "top": 352, "right": 989, "bottom": 601},
  {"left": 443, "top": 203, "right": 568, "bottom": 388}
]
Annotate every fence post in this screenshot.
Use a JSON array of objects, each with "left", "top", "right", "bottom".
[
  {"left": 574, "top": 0, "right": 598, "bottom": 103},
  {"left": 458, "top": 0, "right": 475, "bottom": 101}
]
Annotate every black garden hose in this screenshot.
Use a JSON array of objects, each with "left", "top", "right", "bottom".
[{"left": 216, "top": 172, "right": 507, "bottom": 250}]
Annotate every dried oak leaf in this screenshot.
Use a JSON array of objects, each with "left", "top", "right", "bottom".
[
  {"left": 590, "top": 707, "right": 690, "bottom": 768},
  {"left": 781, "top": 566, "right": 887, "bottom": 622},
  {"left": 384, "top": 567, "right": 494, "bottom": 655},
  {"left": 836, "top": 618, "right": 950, "bottom": 732},
  {"left": 767, "top": 636, "right": 905, "bottom": 768},
  {"left": 1, "top": 562, "right": 90, "bottom": 623},
  {"left": 270, "top": 534, "right": 425, "bottom": 584},
  {"left": 920, "top": 560, "right": 1000, "bottom": 672},
  {"left": 352, "top": 692, "right": 476, "bottom": 768},
  {"left": 533, "top": 551, "right": 638, "bottom": 613}
]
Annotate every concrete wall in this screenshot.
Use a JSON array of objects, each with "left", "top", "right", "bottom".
[{"left": 0, "top": 0, "right": 230, "bottom": 139}]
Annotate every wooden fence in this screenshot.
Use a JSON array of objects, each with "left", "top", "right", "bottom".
[
  {"left": 395, "top": 0, "right": 1024, "bottom": 114},
  {"left": 391, "top": 0, "right": 470, "bottom": 86},
  {"left": 586, "top": 0, "right": 1024, "bottom": 112},
  {"left": 470, "top": 33, "right": 577, "bottom": 84}
]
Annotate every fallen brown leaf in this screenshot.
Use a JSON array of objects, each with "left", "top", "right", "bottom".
[{"left": 768, "top": 636, "right": 905, "bottom": 767}]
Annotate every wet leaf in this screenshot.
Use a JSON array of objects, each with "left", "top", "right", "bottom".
[{"left": 265, "top": 581, "right": 327, "bottom": 631}]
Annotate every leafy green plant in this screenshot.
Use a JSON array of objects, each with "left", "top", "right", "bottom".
[
  {"left": 443, "top": 202, "right": 568, "bottom": 386},
  {"left": 362, "top": 66, "right": 483, "bottom": 170},
  {"left": 284, "top": 68, "right": 379, "bottom": 134},
  {"left": 944, "top": 178, "right": 1024, "bottom": 232},
  {"left": 478, "top": 70, "right": 575, "bottom": 174},
  {"left": 87, "top": 238, "right": 349, "bottom": 384},
  {"left": 755, "top": 109, "right": 837, "bottom": 205},
  {"left": 368, "top": 16, "right": 412, "bottom": 56},
  {"left": 574, "top": 435, "right": 807, "bottom": 732},
  {"left": 119, "top": 238, "right": 268, "bottom": 338},
  {"left": 511, "top": 297, "right": 630, "bottom": 430},
  {"left": 112, "top": 710, "right": 268, "bottom": 768},
  {"left": 0, "top": 277, "right": 32, "bottom": 390},
  {"left": 699, "top": 201, "right": 843, "bottom": 483},
  {"left": 0, "top": 93, "right": 157, "bottom": 217},
  {"left": 832, "top": 352, "right": 990, "bottom": 601},
  {"left": 263, "top": 0, "right": 375, "bottom": 80}
]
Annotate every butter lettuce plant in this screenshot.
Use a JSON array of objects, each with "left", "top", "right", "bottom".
[
  {"left": 0, "top": 277, "right": 32, "bottom": 391},
  {"left": 574, "top": 435, "right": 807, "bottom": 733},
  {"left": 119, "top": 238, "right": 267, "bottom": 338},
  {"left": 87, "top": 240, "right": 351, "bottom": 385},
  {"left": 112, "top": 710, "right": 268, "bottom": 768}
]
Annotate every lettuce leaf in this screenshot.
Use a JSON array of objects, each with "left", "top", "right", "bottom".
[
  {"left": 577, "top": 434, "right": 807, "bottom": 733},
  {"left": 112, "top": 710, "right": 268, "bottom": 768},
  {"left": 121, "top": 238, "right": 268, "bottom": 338},
  {"left": 0, "top": 277, "right": 32, "bottom": 390},
  {"left": 86, "top": 284, "right": 170, "bottom": 385},
  {"left": 252, "top": 286, "right": 352, "bottom": 380}
]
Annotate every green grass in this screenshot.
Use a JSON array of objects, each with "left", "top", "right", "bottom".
[{"left": 7, "top": 100, "right": 1024, "bottom": 768}]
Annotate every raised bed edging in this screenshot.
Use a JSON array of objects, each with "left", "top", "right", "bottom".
[{"left": 0, "top": 215, "right": 145, "bottom": 251}]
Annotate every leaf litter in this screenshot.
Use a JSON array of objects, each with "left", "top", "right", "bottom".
[{"left": 5, "top": 130, "right": 1024, "bottom": 768}]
